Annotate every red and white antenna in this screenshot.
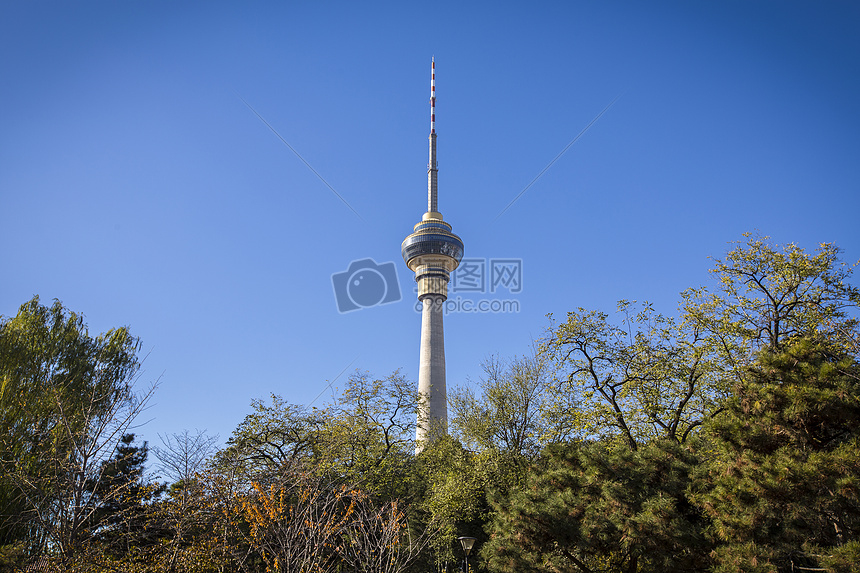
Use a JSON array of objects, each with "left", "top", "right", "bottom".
[
  {"left": 428, "top": 58, "right": 438, "bottom": 213},
  {"left": 430, "top": 57, "right": 436, "bottom": 134}
]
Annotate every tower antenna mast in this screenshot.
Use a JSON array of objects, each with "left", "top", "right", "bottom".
[{"left": 428, "top": 57, "right": 438, "bottom": 214}]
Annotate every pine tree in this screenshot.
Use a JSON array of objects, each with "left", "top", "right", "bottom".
[
  {"left": 484, "top": 439, "right": 710, "bottom": 573},
  {"left": 89, "top": 433, "right": 164, "bottom": 555},
  {"left": 691, "top": 338, "right": 860, "bottom": 572}
]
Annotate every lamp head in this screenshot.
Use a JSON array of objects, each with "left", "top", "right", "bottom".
[{"left": 458, "top": 536, "right": 477, "bottom": 556}]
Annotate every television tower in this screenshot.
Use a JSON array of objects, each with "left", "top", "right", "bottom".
[{"left": 401, "top": 59, "right": 464, "bottom": 449}]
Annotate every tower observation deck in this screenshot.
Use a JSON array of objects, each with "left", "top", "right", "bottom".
[{"left": 401, "top": 59, "right": 464, "bottom": 449}]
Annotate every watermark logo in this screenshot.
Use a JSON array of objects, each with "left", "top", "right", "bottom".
[
  {"left": 452, "top": 258, "right": 523, "bottom": 294},
  {"left": 451, "top": 259, "right": 486, "bottom": 292},
  {"left": 332, "top": 258, "right": 402, "bottom": 313},
  {"left": 415, "top": 296, "right": 521, "bottom": 314},
  {"left": 415, "top": 257, "right": 523, "bottom": 314},
  {"left": 490, "top": 259, "right": 522, "bottom": 293}
]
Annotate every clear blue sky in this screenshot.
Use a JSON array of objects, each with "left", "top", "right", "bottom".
[{"left": 2, "top": 0, "right": 859, "bottom": 444}]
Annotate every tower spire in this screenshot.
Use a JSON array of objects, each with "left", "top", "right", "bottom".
[
  {"left": 428, "top": 58, "right": 438, "bottom": 214},
  {"left": 430, "top": 57, "right": 436, "bottom": 135}
]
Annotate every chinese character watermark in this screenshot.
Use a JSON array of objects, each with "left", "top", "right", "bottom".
[
  {"left": 488, "top": 259, "right": 522, "bottom": 294},
  {"left": 450, "top": 258, "right": 522, "bottom": 294},
  {"left": 413, "top": 257, "right": 523, "bottom": 314}
]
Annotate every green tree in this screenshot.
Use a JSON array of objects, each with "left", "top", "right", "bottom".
[
  {"left": 450, "top": 351, "right": 555, "bottom": 463},
  {"left": 146, "top": 429, "right": 247, "bottom": 573},
  {"left": 484, "top": 236, "right": 860, "bottom": 573},
  {"left": 313, "top": 370, "right": 418, "bottom": 499},
  {"left": 219, "top": 370, "right": 418, "bottom": 498},
  {"left": 542, "top": 300, "right": 725, "bottom": 449},
  {"left": 0, "top": 296, "right": 154, "bottom": 563},
  {"left": 207, "top": 370, "right": 425, "bottom": 569},
  {"left": 683, "top": 234, "right": 860, "bottom": 372},
  {"left": 218, "top": 394, "right": 321, "bottom": 481},
  {"left": 216, "top": 371, "right": 446, "bottom": 571},
  {"left": 445, "top": 351, "right": 560, "bottom": 571},
  {"left": 484, "top": 439, "right": 709, "bottom": 573},
  {"left": 691, "top": 338, "right": 860, "bottom": 573},
  {"left": 89, "top": 433, "right": 164, "bottom": 555},
  {"left": 412, "top": 435, "right": 493, "bottom": 569}
]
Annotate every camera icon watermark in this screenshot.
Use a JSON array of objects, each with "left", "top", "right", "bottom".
[{"left": 332, "top": 258, "right": 402, "bottom": 313}]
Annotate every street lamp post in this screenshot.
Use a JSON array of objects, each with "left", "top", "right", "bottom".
[{"left": 458, "top": 536, "right": 477, "bottom": 573}]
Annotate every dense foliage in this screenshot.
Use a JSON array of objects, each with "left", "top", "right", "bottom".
[
  {"left": 485, "top": 439, "right": 708, "bottom": 573},
  {"left": 691, "top": 339, "right": 860, "bottom": 572},
  {"left": 0, "top": 296, "right": 153, "bottom": 568},
  {"left": 2, "top": 235, "right": 859, "bottom": 572}
]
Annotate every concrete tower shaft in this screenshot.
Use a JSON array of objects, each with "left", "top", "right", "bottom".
[
  {"left": 417, "top": 293, "right": 446, "bottom": 441},
  {"left": 401, "top": 59, "right": 463, "bottom": 449}
]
